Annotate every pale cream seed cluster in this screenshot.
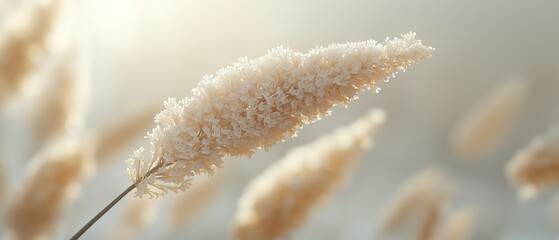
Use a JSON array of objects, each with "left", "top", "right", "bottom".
[{"left": 126, "top": 32, "right": 433, "bottom": 198}]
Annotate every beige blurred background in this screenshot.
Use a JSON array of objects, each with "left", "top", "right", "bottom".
[{"left": 1, "top": 0, "right": 559, "bottom": 239}]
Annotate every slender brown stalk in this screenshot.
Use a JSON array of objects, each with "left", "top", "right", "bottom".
[
  {"left": 70, "top": 159, "right": 164, "bottom": 239},
  {"left": 69, "top": 184, "right": 136, "bottom": 240}
]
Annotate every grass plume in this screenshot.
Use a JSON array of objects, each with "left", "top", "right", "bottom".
[
  {"left": 126, "top": 32, "right": 433, "bottom": 198},
  {"left": 110, "top": 197, "right": 159, "bottom": 240},
  {"left": 506, "top": 126, "right": 559, "bottom": 199},
  {"left": 0, "top": 0, "right": 63, "bottom": 104},
  {"left": 435, "top": 207, "right": 477, "bottom": 240},
  {"left": 377, "top": 167, "right": 454, "bottom": 239},
  {"left": 0, "top": 158, "right": 5, "bottom": 209},
  {"left": 30, "top": 48, "right": 87, "bottom": 145},
  {"left": 549, "top": 194, "right": 559, "bottom": 227},
  {"left": 451, "top": 79, "right": 526, "bottom": 158},
  {"left": 232, "top": 109, "right": 386, "bottom": 240},
  {"left": 418, "top": 198, "right": 446, "bottom": 240},
  {"left": 170, "top": 174, "right": 223, "bottom": 229},
  {"left": 5, "top": 136, "right": 95, "bottom": 240}
]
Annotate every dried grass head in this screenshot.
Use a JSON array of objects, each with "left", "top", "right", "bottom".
[
  {"left": 233, "top": 109, "right": 386, "bottom": 240},
  {"left": 31, "top": 48, "right": 88, "bottom": 144},
  {"left": 171, "top": 174, "right": 223, "bottom": 229},
  {"left": 0, "top": 0, "right": 63, "bottom": 103},
  {"left": 435, "top": 207, "right": 477, "bottom": 240},
  {"left": 126, "top": 33, "right": 433, "bottom": 198},
  {"left": 506, "top": 126, "right": 559, "bottom": 200},
  {"left": 0, "top": 158, "right": 5, "bottom": 208},
  {"left": 378, "top": 167, "right": 454, "bottom": 238},
  {"left": 6, "top": 135, "right": 95, "bottom": 240},
  {"left": 451, "top": 78, "right": 527, "bottom": 158},
  {"left": 549, "top": 194, "right": 559, "bottom": 227}
]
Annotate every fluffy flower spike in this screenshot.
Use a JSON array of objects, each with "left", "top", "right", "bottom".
[{"left": 126, "top": 32, "right": 433, "bottom": 198}]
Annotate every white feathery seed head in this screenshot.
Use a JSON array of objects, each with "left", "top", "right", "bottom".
[
  {"left": 232, "top": 109, "right": 386, "bottom": 240},
  {"left": 126, "top": 32, "right": 433, "bottom": 198},
  {"left": 506, "top": 126, "right": 559, "bottom": 200}
]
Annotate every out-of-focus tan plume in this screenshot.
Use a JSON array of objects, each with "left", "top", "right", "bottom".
[
  {"left": 549, "top": 194, "right": 559, "bottom": 227},
  {"left": 5, "top": 136, "right": 95, "bottom": 240},
  {"left": 418, "top": 198, "right": 446, "bottom": 240},
  {"left": 451, "top": 79, "right": 527, "bottom": 158},
  {"left": 377, "top": 167, "right": 454, "bottom": 240},
  {"left": 0, "top": 158, "right": 5, "bottom": 208},
  {"left": 434, "top": 207, "right": 477, "bottom": 240},
  {"left": 506, "top": 127, "right": 559, "bottom": 200},
  {"left": 95, "top": 106, "right": 158, "bottom": 164},
  {"left": 0, "top": 0, "right": 63, "bottom": 104},
  {"left": 233, "top": 109, "right": 386, "bottom": 240},
  {"left": 170, "top": 174, "right": 223, "bottom": 229},
  {"left": 110, "top": 197, "right": 159, "bottom": 240},
  {"left": 121, "top": 198, "right": 158, "bottom": 229},
  {"left": 30, "top": 48, "right": 87, "bottom": 145}
]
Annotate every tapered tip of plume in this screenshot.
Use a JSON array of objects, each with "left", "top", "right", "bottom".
[{"left": 506, "top": 126, "right": 559, "bottom": 200}]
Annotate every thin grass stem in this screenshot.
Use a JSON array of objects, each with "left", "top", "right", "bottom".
[
  {"left": 69, "top": 183, "right": 135, "bottom": 240},
  {"left": 70, "top": 159, "right": 165, "bottom": 239}
]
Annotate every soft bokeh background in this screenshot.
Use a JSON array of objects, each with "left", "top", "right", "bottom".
[{"left": 1, "top": 0, "right": 559, "bottom": 239}]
